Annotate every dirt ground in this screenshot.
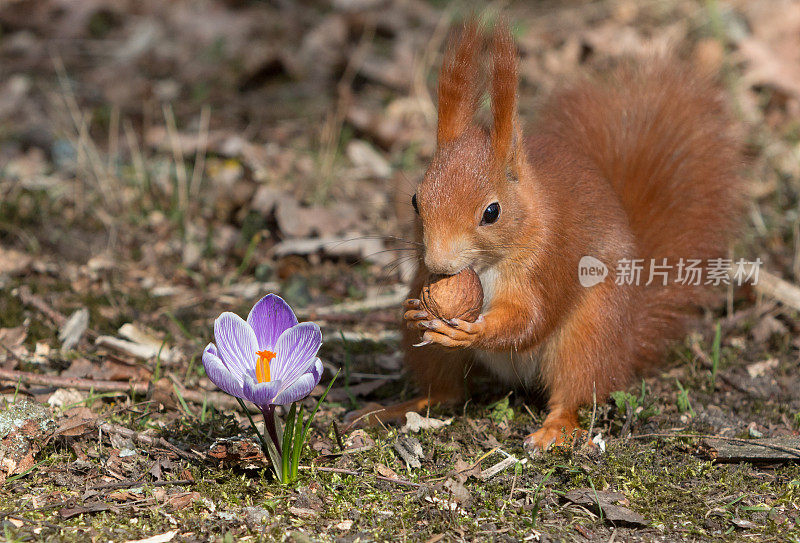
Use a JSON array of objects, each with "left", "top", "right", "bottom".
[{"left": 0, "top": 0, "right": 799, "bottom": 541}]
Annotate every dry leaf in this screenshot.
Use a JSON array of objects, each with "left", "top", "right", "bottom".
[
  {"left": 451, "top": 455, "right": 481, "bottom": 483},
  {"left": 95, "top": 323, "right": 177, "bottom": 363},
  {"left": 563, "top": 488, "right": 648, "bottom": 526},
  {"left": 443, "top": 477, "right": 472, "bottom": 506},
  {"left": 123, "top": 530, "right": 179, "bottom": 543},
  {"left": 55, "top": 407, "right": 97, "bottom": 437},
  {"left": 374, "top": 463, "right": 399, "bottom": 480},
  {"left": 168, "top": 492, "right": 202, "bottom": 511},
  {"left": 401, "top": 411, "right": 453, "bottom": 433},
  {"left": 347, "top": 139, "right": 392, "bottom": 179},
  {"left": 289, "top": 506, "right": 319, "bottom": 518},
  {"left": 344, "top": 429, "right": 375, "bottom": 450},
  {"left": 334, "top": 519, "right": 354, "bottom": 530},
  {"left": 47, "top": 389, "right": 85, "bottom": 409},
  {"left": 746, "top": 358, "right": 779, "bottom": 379},
  {"left": 59, "top": 308, "right": 89, "bottom": 351},
  {"left": 0, "top": 247, "right": 32, "bottom": 276}
]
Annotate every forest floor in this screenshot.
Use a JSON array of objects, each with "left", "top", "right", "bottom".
[{"left": 0, "top": 0, "right": 799, "bottom": 541}]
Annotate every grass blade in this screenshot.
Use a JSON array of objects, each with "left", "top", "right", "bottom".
[
  {"left": 301, "top": 370, "right": 339, "bottom": 444},
  {"left": 282, "top": 403, "right": 297, "bottom": 484}
]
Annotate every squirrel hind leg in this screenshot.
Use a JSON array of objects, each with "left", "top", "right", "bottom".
[
  {"left": 526, "top": 283, "right": 631, "bottom": 454},
  {"left": 343, "top": 394, "right": 458, "bottom": 429}
]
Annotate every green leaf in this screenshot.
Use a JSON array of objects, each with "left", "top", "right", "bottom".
[
  {"left": 488, "top": 395, "right": 513, "bottom": 423},
  {"left": 290, "top": 404, "right": 305, "bottom": 481},
  {"left": 610, "top": 390, "right": 638, "bottom": 412},
  {"left": 675, "top": 379, "right": 695, "bottom": 416},
  {"left": 282, "top": 403, "right": 297, "bottom": 484}
]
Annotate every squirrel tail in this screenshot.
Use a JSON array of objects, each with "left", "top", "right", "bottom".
[{"left": 540, "top": 61, "right": 745, "bottom": 368}]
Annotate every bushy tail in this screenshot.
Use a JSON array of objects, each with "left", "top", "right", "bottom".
[{"left": 541, "top": 61, "right": 744, "bottom": 367}]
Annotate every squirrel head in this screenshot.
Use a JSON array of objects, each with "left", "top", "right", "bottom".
[{"left": 413, "top": 21, "right": 529, "bottom": 275}]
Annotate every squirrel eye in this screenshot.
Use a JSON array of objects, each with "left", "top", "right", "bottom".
[
  {"left": 411, "top": 193, "right": 419, "bottom": 214},
  {"left": 481, "top": 202, "right": 500, "bottom": 225}
]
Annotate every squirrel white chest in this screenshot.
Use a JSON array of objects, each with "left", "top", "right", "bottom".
[
  {"left": 474, "top": 349, "right": 540, "bottom": 386},
  {"left": 474, "top": 266, "right": 541, "bottom": 385}
]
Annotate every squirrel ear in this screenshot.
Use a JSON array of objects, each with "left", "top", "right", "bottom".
[
  {"left": 490, "top": 22, "right": 520, "bottom": 168},
  {"left": 437, "top": 21, "right": 482, "bottom": 146}
]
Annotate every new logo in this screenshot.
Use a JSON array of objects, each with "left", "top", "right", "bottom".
[{"left": 578, "top": 256, "right": 608, "bottom": 287}]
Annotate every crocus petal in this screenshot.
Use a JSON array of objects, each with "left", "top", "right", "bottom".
[
  {"left": 204, "top": 342, "right": 242, "bottom": 381},
  {"left": 273, "top": 372, "right": 321, "bottom": 405},
  {"left": 308, "top": 358, "right": 323, "bottom": 382},
  {"left": 214, "top": 312, "right": 259, "bottom": 380},
  {"left": 203, "top": 343, "right": 244, "bottom": 398},
  {"left": 247, "top": 294, "right": 299, "bottom": 352},
  {"left": 242, "top": 373, "right": 283, "bottom": 407},
  {"left": 271, "top": 322, "right": 322, "bottom": 384}
]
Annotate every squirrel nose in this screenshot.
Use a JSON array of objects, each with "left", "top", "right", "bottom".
[
  {"left": 424, "top": 251, "right": 462, "bottom": 275},
  {"left": 423, "top": 235, "right": 467, "bottom": 275}
]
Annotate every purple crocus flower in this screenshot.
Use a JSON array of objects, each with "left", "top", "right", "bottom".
[{"left": 202, "top": 294, "right": 323, "bottom": 414}]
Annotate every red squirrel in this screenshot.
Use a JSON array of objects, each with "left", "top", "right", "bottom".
[{"left": 356, "top": 22, "right": 743, "bottom": 452}]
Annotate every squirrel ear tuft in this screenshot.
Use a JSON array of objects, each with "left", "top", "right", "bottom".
[
  {"left": 437, "top": 21, "right": 483, "bottom": 146},
  {"left": 490, "top": 22, "right": 520, "bottom": 167}
]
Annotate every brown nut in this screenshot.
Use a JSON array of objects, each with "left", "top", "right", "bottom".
[{"left": 420, "top": 267, "right": 484, "bottom": 322}]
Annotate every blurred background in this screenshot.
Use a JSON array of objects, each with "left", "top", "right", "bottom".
[
  {"left": 1, "top": 1, "right": 799, "bottom": 540},
  {"left": 1, "top": 0, "right": 798, "bottom": 327}
]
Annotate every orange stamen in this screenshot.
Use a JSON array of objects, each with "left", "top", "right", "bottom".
[{"left": 255, "top": 350, "right": 276, "bottom": 383}]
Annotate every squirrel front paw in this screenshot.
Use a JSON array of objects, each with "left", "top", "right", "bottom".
[
  {"left": 403, "top": 298, "right": 485, "bottom": 348},
  {"left": 402, "top": 299, "right": 432, "bottom": 326}
]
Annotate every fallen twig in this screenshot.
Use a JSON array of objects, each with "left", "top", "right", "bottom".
[
  {"left": 0, "top": 368, "right": 252, "bottom": 413},
  {"left": 0, "top": 368, "right": 148, "bottom": 394},
  {"left": 90, "top": 478, "right": 199, "bottom": 491},
  {"left": 295, "top": 285, "right": 406, "bottom": 318}
]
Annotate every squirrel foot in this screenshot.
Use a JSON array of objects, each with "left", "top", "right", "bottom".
[{"left": 524, "top": 410, "right": 593, "bottom": 455}]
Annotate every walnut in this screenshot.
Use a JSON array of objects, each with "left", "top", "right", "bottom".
[{"left": 420, "top": 268, "right": 484, "bottom": 322}]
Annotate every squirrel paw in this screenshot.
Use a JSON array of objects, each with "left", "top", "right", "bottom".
[
  {"left": 416, "top": 315, "right": 485, "bottom": 348},
  {"left": 524, "top": 424, "right": 591, "bottom": 455},
  {"left": 403, "top": 298, "right": 433, "bottom": 328}
]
